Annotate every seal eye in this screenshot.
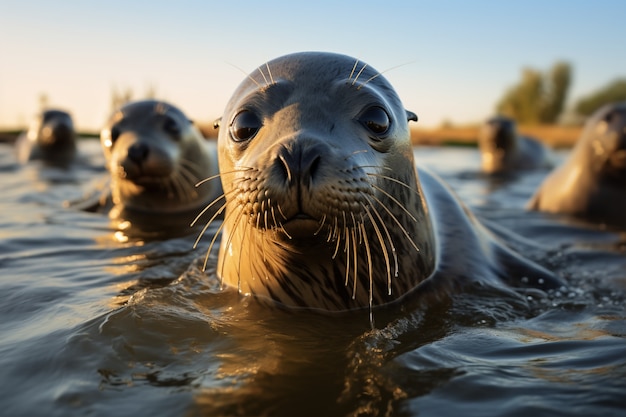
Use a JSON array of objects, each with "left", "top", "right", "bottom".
[
  {"left": 230, "top": 110, "right": 262, "bottom": 142},
  {"left": 163, "top": 116, "right": 181, "bottom": 137},
  {"left": 359, "top": 106, "right": 390, "bottom": 136}
]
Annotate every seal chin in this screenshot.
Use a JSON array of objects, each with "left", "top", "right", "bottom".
[{"left": 281, "top": 215, "right": 322, "bottom": 238}]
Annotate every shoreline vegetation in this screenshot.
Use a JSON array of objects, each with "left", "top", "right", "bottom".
[{"left": 0, "top": 123, "right": 583, "bottom": 148}]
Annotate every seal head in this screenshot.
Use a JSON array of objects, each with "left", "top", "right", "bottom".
[
  {"left": 100, "top": 100, "right": 221, "bottom": 229},
  {"left": 528, "top": 102, "right": 626, "bottom": 228},
  {"left": 16, "top": 109, "right": 77, "bottom": 166},
  {"left": 479, "top": 115, "right": 552, "bottom": 174},
  {"left": 214, "top": 52, "right": 429, "bottom": 311},
  {"left": 201, "top": 52, "right": 562, "bottom": 317}
]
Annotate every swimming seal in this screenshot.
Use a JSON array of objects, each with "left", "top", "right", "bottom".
[
  {"left": 528, "top": 102, "right": 626, "bottom": 228},
  {"left": 99, "top": 100, "right": 222, "bottom": 230},
  {"left": 200, "top": 52, "right": 562, "bottom": 315},
  {"left": 478, "top": 115, "right": 552, "bottom": 174},
  {"left": 15, "top": 109, "right": 77, "bottom": 166}
]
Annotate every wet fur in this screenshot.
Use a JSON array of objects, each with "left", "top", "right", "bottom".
[{"left": 197, "top": 52, "right": 563, "bottom": 317}]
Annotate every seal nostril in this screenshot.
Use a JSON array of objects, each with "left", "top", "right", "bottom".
[
  {"left": 128, "top": 143, "right": 149, "bottom": 164},
  {"left": 305, "top": 154, "right": 321, "bottom": 181}
]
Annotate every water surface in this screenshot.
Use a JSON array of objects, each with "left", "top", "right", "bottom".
[{"left": 1, "top": 140, "right": 624, "bottom": 417}]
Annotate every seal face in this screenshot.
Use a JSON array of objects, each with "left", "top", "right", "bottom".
[
  {"left": 203, "top": 52, "right": 561, "bottom": 314},
  {"left": 528, "top": 102, "right": 626, "bottom": 228},
  {"left": 211, "top": 52, "right": 430, "bottom": 312},
  {"left": 479, "top": 115, "right": 552, "bottom": 174},
  {"left": 16, "top": 109, "right": 77, "bottom": 166},
  {"left": 100, "top": 100, "right": 221, "bottom": 227}
]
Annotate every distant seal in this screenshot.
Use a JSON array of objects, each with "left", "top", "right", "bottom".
[
  {"left": 200, "top": 51, "right": 561, "bottom": 315},
  {"left": 528, "top": 102, "right": 626, "bottom": 228},
  {"left": 99, "top": 100, "right": 222, "bottom": 230},
  {"left": 15, "top": 109, "right": 77, "bottom": 166},
  {"left": 478, "top": 115, "right": 552, "bottom": 174}
]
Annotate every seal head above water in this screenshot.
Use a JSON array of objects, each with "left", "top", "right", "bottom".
[
  {"left": 203, "top": 52, "right": 562, "bottom": 314},
  {"left": 99, "top": 100, "right": 222, "bottom": 230},
  {"left": 528, "top": 102, "right": 626, "bottom": 229},
  {"left": 478, "top": 115, "right": 552, "bottom": 174},
  {"left": 16, "top": 109, "right": 77, "bottom": 166}
]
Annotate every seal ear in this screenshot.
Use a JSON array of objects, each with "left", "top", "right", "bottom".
[
  {"left": 406, "top": 110, "right": 418, "bottom": 123},
  {"left": 213, "top": 118, "right": 222, "bottom": 130}
]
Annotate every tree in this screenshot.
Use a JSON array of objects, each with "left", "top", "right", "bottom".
[
  {"left": 574, "top": 78, "right": 626, "bottom": 116},
  {"left": 496, "top": 61, "right": 572, "bottom": 124}
]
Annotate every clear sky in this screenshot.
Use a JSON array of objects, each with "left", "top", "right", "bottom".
[{"left": 0, "top": 0, "right": 624, "bottom": 131}]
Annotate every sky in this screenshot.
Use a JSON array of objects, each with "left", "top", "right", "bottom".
[{"left": 0, "top": 0, "right": 624, "bottom": 131}]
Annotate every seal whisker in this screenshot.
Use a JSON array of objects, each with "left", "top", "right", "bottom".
[
  {"left": 270, "top": 200, "right": 279, "bottom": 230},
  {"left": 220, "top": 207, "right": 246, "bottom": 284},
  {"left": 172, "top": 168, "right": 198, "bottom": 202},
  {"left": 276, "top": 203, "right": 288, "bottom": 221},
  {"left": 364, "top": 195, "right": 399, "bottom": 279},
  {"left": 350, "top": 226, "right": 358, "bottom": 299},
  {"left": 193, "top": 196, "right": 228, "bottom": 249},
  {"left": 202, "top": 214, "right": 226, "bottom": 274},
  {"left": 344, "top": 149, "right": 369, "bottom": 160},
  {"left": 370, "top": 193, "right": 421, "bottom": 254},
  {"left": 366, "top": 172, "right": 422, "bottom": 197},
  {"left": 195, "top": 167, "right": 254, "bottom": 187},
  {"left": 261, "top": 198, "right": 268, "bottom": 229},
  {"left": 257, "top": 64, "right": 270, "bottom": 86},
  {"left": 162, "top": 176, "right": 177, "bottom": 200},
  {"left": 265, "top": 62, "right": 275, "bottom": 85},
  {"left": 278, "top": 223, "right": 293, "bottom": 240},
  {"left": 226, "top": 61, "right": 263, "bottom": 89},
  {"left": 348, "top": 59, "right": 360, "bottom": 84},
  {"left": 314, "top": 214, "right": 327, "bottom": 236},
  {"left": 170, "top": 171, "right": 194, "bottom": 202},
  {"left": 370, "top": 184, "right": 418, "bottom": 223},
  {"left": 362, "top": 202, "right": 393, "bottom": 296},
  {"left": 191, "top": 187, "right": 237, "bottom": 227},
  {"left": 351, "top": 63, "right": 368, "bottom": 86},
  {"left": 344, "top": 225, "right": 351, "bottom": 286},
  {"left": 358, "top": 221, "right": 374, "bottom": 328},
  {"left": 237, "top": 217, "right": 250, "bottom": 290},
  {"left": 357, "top": 61, "right": 414, "bottom": 90},
  {"left": 331, "top": 221, "right": 342, "bottom": 259},
  {"left": 178, "top": 157, "right": 204, "bottom": 174}
]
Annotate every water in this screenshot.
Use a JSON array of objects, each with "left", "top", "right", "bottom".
[{"left": 0, "top": 140, "right": 624, "bottom": 417}]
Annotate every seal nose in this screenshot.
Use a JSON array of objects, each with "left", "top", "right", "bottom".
[
  {"left": 128, "top": 143, "right": 149, "bottom": 164},
  {"left": 276, "top": 142, "right": 323, "bottom": 187}
]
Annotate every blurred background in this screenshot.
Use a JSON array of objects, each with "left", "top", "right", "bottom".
[{"left": 1, "top": 0, "right": 624, "bottom": 145}]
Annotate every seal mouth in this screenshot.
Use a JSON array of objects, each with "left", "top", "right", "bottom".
[{"left": 281, "top": 213, "right": 322, "bottom": 238}]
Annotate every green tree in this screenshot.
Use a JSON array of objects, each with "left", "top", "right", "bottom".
[
  {"left": 541, "top": 61, "right": 572, "bottom": 122},
  {"left": 496, "top": 61, "right": 572, "bottom": 124},
  {"left": 574, "top": 78, "right": 626, "bottom": 116}
]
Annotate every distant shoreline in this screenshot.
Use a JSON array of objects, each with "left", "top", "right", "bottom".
[
  {"left": 0, "top": 124, "right": 583, "bottom": 148},
  {"left": 409, "top": 124, "right": 582, "bottom": 148}
]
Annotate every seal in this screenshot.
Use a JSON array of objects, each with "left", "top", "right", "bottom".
[
  {"left": 478, "top": 115, "right": 552, "bottom": 174},
  {"left": 99, "top": 99, "right": 222, "bottom": 231},
  {"left": 199, "top": 52, "right": 562, "bottom": 316},
  {"left": 528, "top": 102, "right": 626, "bottom": 228},
  {"left": 15, "top": 109, "right": 77, "bottom": 166}
]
